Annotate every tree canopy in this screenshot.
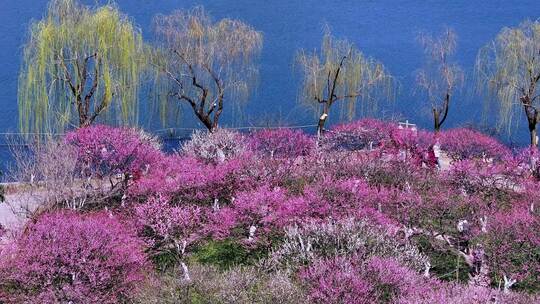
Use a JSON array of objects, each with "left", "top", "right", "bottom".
[
  {"left": 416, "top": 28, "right": 463, "bottom": 132},
  {"left": 476, "top": 20, "right": 540, "bottom": 146},
  {"left": 18, "top": 0, "right": 145, "bottom": 134},
  {"left": 297, "top": 28, "right": 395, "bottom": 137},
  {"left": 151, "top": 7, "right": 263, "bottom": 131}
]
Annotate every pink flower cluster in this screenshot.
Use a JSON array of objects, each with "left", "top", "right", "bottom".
[
  {"left": 213, "top": 185, "right": 310, "bottom": 244},
  {"left": 4, "top": 121, "right": 537, "bottom": 301},
  {"left": 300, "top": 256, "right": 433, "bottom": 304},
  {"left": 129, "top": 155, "right": 256, "bottom": 205},
  {"left": 324, "top": 119, "right": 438, "bottom": 167},
  {"left": 322, "top": 118, "right": 397, "bottom": 151},
  {"left": 0, "top": 211, "right": 147, "bottom": 303},
  {"left": 483, "top": 207, "right": 540, "bottom": 285},
  {"left": 438, "top": 128, "right": 510, "bottom": 161},
  {"left": 65, "top": 124, "right": 164, "bottom": 179},
  {"left": 249, "top": 128, "right": 314, "bottom": 158}
]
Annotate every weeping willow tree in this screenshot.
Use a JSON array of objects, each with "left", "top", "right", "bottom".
[
  {"left": 297, "top": 28, "right": 395, "bottom": 138},
  {"left": 416, "top": 28, "right": 463, "bottom": 132},
  {"left": 476, "top": 20, "right": 540, "bottom": 146},
  {"left": 18, "top": 0, "right": 145, "bottom": 134},
  {"left": 151, "top": 7, "right": 263, "bottom": 132}
]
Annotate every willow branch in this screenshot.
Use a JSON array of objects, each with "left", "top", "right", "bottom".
[
  {"left": 87, "top": 91, "right": 115, "bottom": 125},
  {"left": 328, "top": 55, "right": 347, "bottom": 106},
  {"left": 84, "top": 53, "right": 100, "bottom": 110},
  {"left": 59, "top": 55, "right": 77, "bottom": 98}
]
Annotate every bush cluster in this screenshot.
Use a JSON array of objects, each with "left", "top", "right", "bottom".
[
  {"left": 2, "top": 120, "right": 539, "bottom": 302},
  {"left": 0, "top": 212, "right": 147, "bottom": 303}
]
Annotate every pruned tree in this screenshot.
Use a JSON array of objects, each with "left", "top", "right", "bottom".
[
  {"left": 18, "top": 0, "right": 145, "bottom": 133},
  {"left": 476, "top": 20, "right": 540, "bottom": 146},
  {"left": 152, "top": 7, "right": 263, "bottom": 132},
  {"left": 416, "top": 28, "right": 463, "bottom": 132},
  {"left": 297, "top": 28, "right": 395, "bottom": 139}
]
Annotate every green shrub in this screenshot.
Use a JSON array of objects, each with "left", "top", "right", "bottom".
[
  {"left": 191, "top": 239, "right": 267, "bottom": 270},
  {"left": 414, "top": 235, "right": 469, "bottom": 283}
]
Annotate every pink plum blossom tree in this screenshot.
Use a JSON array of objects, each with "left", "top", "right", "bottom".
[{"left": 0, "top": 211, "right": 147, "bottom": 303}]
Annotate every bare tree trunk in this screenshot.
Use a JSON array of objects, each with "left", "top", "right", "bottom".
[
  {"left": 433, "top": 108, "right": 441, "bottom": 132},
  {"left": 503, "top": 275, "right": 517, "bottom": 293},
  {"left": 77, "top": 96, "right": 88, "bottom": 127},
  {"left": 520, "top": 94, "right": 538, "bottom": 147},
  {"left": 531, "top": 126, "right": 538, "bottom": 147},
  {"left": 524, "top": 102, "right": 539, "bottom": 147},
  {"left": 76, "top": 86, "right": 87, "bottom": 126},
  {"left": 211, "top": 93, "right": 224, "bottom": 132},
  {"left": 433, "top": 93, "right": 450, "bottom": 133},
  {"left": 197, "top": 112, "right": 214, "bottom": 132},
  {"left": 317, "top": 103, "right": 330, "bottom": 140},
  {"left": 316, "top": 56, "right": 346, "bottom": 141}
]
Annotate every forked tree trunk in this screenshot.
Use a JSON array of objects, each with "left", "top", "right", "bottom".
[
  {"left": 316, "top": 56, "right": 346, "bottom": 142},
  {"left": 77, "top": 96, "right": 88, "bottom": 127},
  {"left": 432, "top": 93, "right": 450, "bottom": 133},
  {"left": 195, "top": 111, "right": 214, "bottom": 132}
]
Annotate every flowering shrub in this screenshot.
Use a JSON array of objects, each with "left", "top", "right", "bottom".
[
  {"left": 443, "top": 159, "right": 521, "bottom": 205},
  {"left": 65, "top": 124, "right": 163, "bottom": 180},
  {"left": 362, "top": 256, "right": 433, "bottom": 302},
  {"left": 213, "top": 185, "right": 310, "bottom": 246},
  {"left": 303, "top": 178, "right": 396, "bottom": 226},
  {"left": 322, "top": 119, "right": 437, "bottom": 168},
  {"left": 248, "top": 128, "right": 314, "bottom": 158},
  {"left": 328, "top": 151, "right": 431, "bottom": 189},
  {"left": 322, "top": 119, "right": 397, "bottom": 151},
  {"left": 400, "top": 284, "right": 537, "bottom": 304},
  {"left": 300, "top": 256, "right": 431, "bottom": 304},
  {"left": 386, "top": 128, "right": 437, "bottom": 167},
  {"left": 135, "top": 263, "right": 307, "bottom": 304},
  {"left": 8, "top": 138, "right": 94, "bottom": 211},
  {"left": 130, "top": 155, "right": 256, "bottom": 205},
  {"left": 135, "top": 195, "right": 209, "bottom": 270},
  {"left": 181, "top": 129, "right": 246, "bottom": 163},
  {"left": 515, "top": 146, "right": 540, "bottom": 180},
  {"left": 264, "top": 218, "right": 429, "bottom": 274},
  {"left": 300, "top": 256, "right": 372, "bottom": 304},
  {"left": 482, "top": 207, "right": 540, "bottom": 292},
  {"left": 438, "top": 128, "right": 510, "bottom": 161},
  {"left": 130, "top": 156, "right": 213, "bottom": 201},
  {"left": 5, "top": 121, "right": 538, "bottom": 301},
  {"left": 0, "top": 211, "right": 147, "bottom": 303},
  {"left": 211, "top": 180, "right": 403, "bottom": 249}
]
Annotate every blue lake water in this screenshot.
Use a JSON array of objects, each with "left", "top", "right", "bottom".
[{"left": 1, "top": 0, "right": 539, "bottom": 150}]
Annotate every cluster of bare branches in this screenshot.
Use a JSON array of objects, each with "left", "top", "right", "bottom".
[
  {"left": 5, "top": 137, "right": 121, "bottom": 218},
  {"left": 416, "top": 28, "right": 464, "bottom": 132},
  {"left": 151, "top": 7, "right": 263, "bottom": 132},
  {"left": 296, "top": 27, "right": 395, "bottom": 138}
]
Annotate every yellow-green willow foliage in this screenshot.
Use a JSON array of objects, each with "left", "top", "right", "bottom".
[
  {"left": 18, "top": 0, "right": 145, "bottom": 134},
  {"left": 151, "top": 7, "right": 263, "bottom": 131},
  {"left": 297, "top": 28, "right": 395, "bottom": 136},
  {"left": 476, "top": 20, "right": 540, "bottom": 146}
]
